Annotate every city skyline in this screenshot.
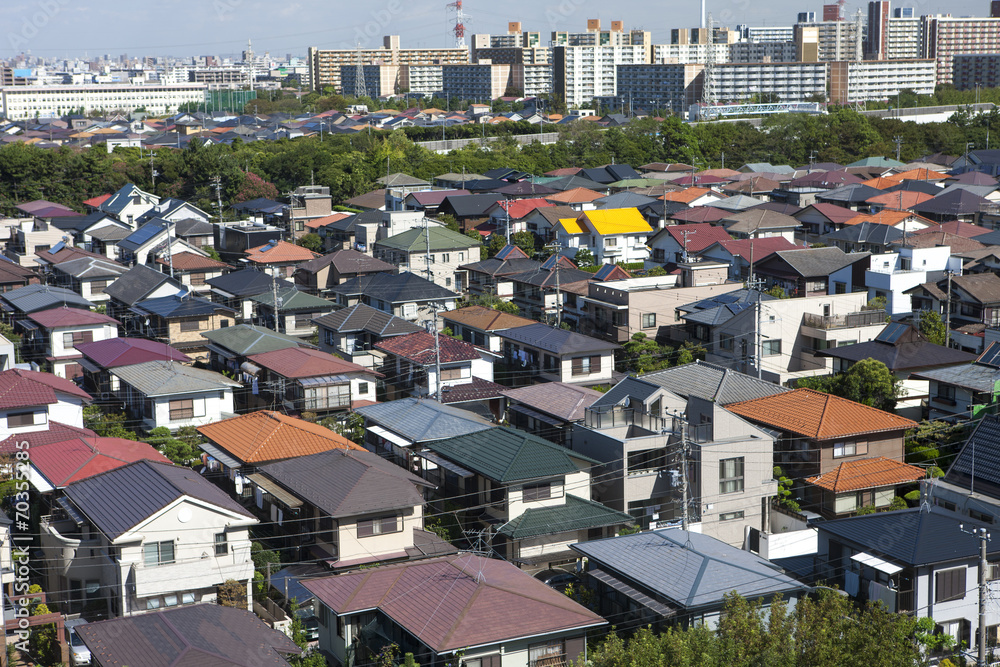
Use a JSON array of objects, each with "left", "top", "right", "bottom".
[{"left": 0, "top": 0, "right": 993, "bottom": 61}]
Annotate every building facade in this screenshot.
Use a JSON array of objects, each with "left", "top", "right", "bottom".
[{"left": 0, "top": 84, "right": 206, "bottom": 119}]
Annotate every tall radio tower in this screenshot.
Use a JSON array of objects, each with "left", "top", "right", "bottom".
[
  {"left": 701, "top": 13, "right": 716, "bottom": 106},
  {"left": 446, "top": 0, "right": 470, "bottom": 48},
  {"left": 354, "top": 43, "right": 368, "bottom": 99}
]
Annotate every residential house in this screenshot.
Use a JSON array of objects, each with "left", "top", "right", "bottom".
[
  {"left": 636, "top": 359, "right": 791, "bottom": 406},
  {"left": 18, "top": 307, "right": 120, "bottom": 379},
  {"left": 0, "top": 333, "right": 18, "bottom": 372},
  {"left": 867, "top": 245, "right": 960, "bottom": 316},
  {"left": 484, "top": 197, "right": 557, "bottom": 237},
  {"left": 402, "top": 189, "right": 470, "bottom": 215},
  {"left": 246, "top": 347, "right": 381, "bottom": 415},
  {"left": 75, "top": 337, "right": 190, "bottom": 401},
  {"left": 49, "top": 255, "right": 128, "bottom": 304},
  {"left": 0, "top": 368, "right": 91, "bottom": 439},
  {"left": 720, "top": 209, "right": 801, "bottom": 241},
  {"left": 116, "top": 218, "right": 208, "bottom": 267},
  {"left": 754, "top": 247, "right": 870, "bottom": 297},
  {"left": 911, "top": 343, "right": 1000, "bottom": 420},
  {"left": 825, "top": 222, "right": 906, "bottom": 255},
  {"left": 303, "top": 554, "right": 605, "bottom": 667},
  {"left": 523, "top": 205, "right": 585, "bottom": 241},
  {"left": 804, "top": 457, "right": 926, "bottom": 519},
  {"left": 244, "top": 240, "right": 319, "bottom": 278},
  {"left": 154, "top": 252, "right": 229, "bottom": 294},
  {"left": 135, "top": 198, "right": 212, "bottom": 227},
  {"left": 459, "top": 245, "right": 540, "bottom": 301},
  {"left": 77, "top": 605, "right": 301, "bottom": 667},
  {"left": 291, "top": 250, "right": 395, "bottom": 297},
  {"left": 817, "top": 322, "right": 978, "bottom": 420},
  {"left": 842, "top": 210, "right": 936, "bottom": 233},
  {"left": 41, "top": 459, "right": 256, "bottom": 615},
  {"left": 98, "top": 183, "right": 159, "bottom": 226},
  {"left": 645, "top": 223, "right": 732, "bottom": 268},
  {"left": 252, "top": 448, "right": 450, "bottom": 568},
  {"left": 249, "top": 287, "right": 337, "bottom": 339},
  {"left": 47, "top": 211, "right": 130, "bottom": 255},
  {"left": 907, "top": 273, "right": 1000, "bottom": 353},
  {"left": 695, "top": 237, "right": 802, "bottom": 282},
  {"left": 213, "top": 221, "right": 285, "bottom": 260},
  {"left": 373, "top": 226, "right": 480, "bottom": 292},
  {"left": 130, "top": 293, "right": 237, "bottom": 361},
  {"left": 573, "top": 378, "right": 778, "bottom": 544},
  {"left": 312, "top": 303, "right": 422, "bottom": 370},
  {"left": 206, "top": 268, "right": 293, "bottom": 322},
  {"left": 814, "top": 507, "right": 999, "bottom": 643},
  {"left": 201, "top": 324, "right": 315, "bottom": 381},
  {"left": 103, "top": 264, "right": 185, "bottom": 327},
  {"left": 0, "top": 284, "right": 92, "bottom": 326},
  {"left": 0, "top": 259, "right": 39, "bottom": 293},
  {"left": 496, "top": 323, "right": 618, "bottom": 387},
  {"left": 440, "top": 305, "right": 535, "bottom": 353},
  {"left": 319, "top": 209, "right": 381, "bottom": 252},
  {"left": 501, "top": 382, "right": 603, "bottom": 446},
  {"left": 554, "top": 208, "right": 654, "bottom": 266},
  {"left": 572, "top": 530, "right": 806, "bottom": 630},
  {"left": 112, "top": 360, "right": 240, "bottom": 431},
  {"left": 921, "top": 414, "right": 1000, "bottom": 520},
  {"left": 793, "top": 202, "right": 859, "bottom": 237},
  {"left": 412, "top": 426, "right": 632, "bottom": 566},
  {"left": 435, "top": 193, "right": 504, "bottom": 233},
  {"left": 329, "top": 273, "right": 459, "bottom": 323},
  {"left": 4, "top": 217, "right": 73, "bottom": 267},
  {"left": 375, "top": 331, "right": 501, "bottom": 409},
  {"left": 726, "top": 388, "right": 917, "bottom": 516},
  {"left": 380, "top": 173, "right": 432, "bottom": 211},
  {"left": 87, "top": 224, "right": 132, "bottom": 259},
  {"left": 505, "top": 258, "right": 595, "bottom": 322}
]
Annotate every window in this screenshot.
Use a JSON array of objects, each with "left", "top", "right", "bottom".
[
  {"left": 145, "top": 597, "right": 161, "bottom": 610},
  {"left": 294, "top": 312, "right": 315, "bottom": 328},
  {"left": 358, "top": 382, "right": 369, "bottom": 395},
  {"left": 936, "top": 384, "right": 957, "bottom": 405},
  {"left": 935, "top": 567, "right": 967, "bottom": 603},
  {"left": 571, "top": 355, "right": 601, "bottom": 376},
  {"left": 7, "top": 411, "right": 41, "bottom": 428},
  {"left": 143, "top": 540, "right": 175, "bottom": 566},
  {"left": 642, "top": 312, "right": 656, "bottom": 328},
  {"left": 529, "top": 639, "right": 566, "bottom": 667},
  {"left": 168, "top": 398, "right": 204, "bottom": 421},
  {"left": 303, "top": 384, "right": 351, "bottom": 410},
  {"left": 544, "top": 354, "right": 558, "bottom": 372},
  {"left": 442, "top": 253, "right": 450, "bottom": 263},
  {"left": 164, "top": 594, "right": 179, "bottom": 607},
  {"left": 214, "top": 532, "right": 228, "bottom": 556},
  {"left": 440, "top": 367, "right": 465, "bottom": 381},
  {"left": 446, "top": 277, "right": 452, "bottom": 287},
  {"left": 605, "top": 237, "right": 618, "bottom": 247},
  {"left": 762, "top": 339, "right": 781, "bottom": 357},
  {"left": 180, "top": 318, "right": 202, "bottom": 332},
  {"left": 189, "top": 273, "right": 206, "bottom": 286},
  {"left": 182, "top": 592, "right": 196, "bottom": 604},
  {"left": 522, "top": 482, "right": 552, "bottom": 501},
  {"left": 357, "top": 515, "right": 400, "bottom": 537},
  {"left": 720, "top": 511, "right": 745, "bottom": 521},
  {"left": 464, "top": 655, "right": 502, "bottom": 667},
  {"left": 719, "top": 333, "right": 734, "bottom": 351},
  {"left": 62, "top": 331, "right": 93, "bottom": 348},
  {"left": 719, "top": 457, "right": 745, "bottom": 494},
  {"left": 90, "top": 279, "right": 110, "bottom": 294},
  {"left": 835, "top": 493, "right": 861, "bottom": 513}
]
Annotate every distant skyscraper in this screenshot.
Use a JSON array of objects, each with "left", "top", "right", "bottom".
[
  {"left": 993, "top": 0, "right": 1000, "bottom": 18},
  {"left": 798, "top": 11, "right": 817, "bottom": 23},
  {"left": 866, "top": 1, "right": 890, "bottom": 60},
  {"left": 893, "top": 7, "right": 914, "bottom": 18},
  {"left": 823, "top": 3, "right": 842, "bottom": 21}
]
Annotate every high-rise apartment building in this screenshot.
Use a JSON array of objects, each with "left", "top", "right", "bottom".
[
  {"left": 551, "top": 19, "right": 651, "bottom": 47},
  {"left": 654, "top": 43, "right": 730, "bottom": 65},
  {"left": 795, "top": 19, "right": 863, "bottom": 61},
  {"left": 866, "top": 1, "right": 891, "bottom": 59},
  {"left": 921, "top": 14, "right": 1000, "bottom": 84},
  {"left": 307, "top": 37, "right": 468, "bottom": 92},
  {"left": 553, "top": 44, "right": 651, "bottom": 107},
  {"left": 613, "top": 63, "right": 704, "bottom": 114},
  {"left": 829, "top": 58, "right": 936, "bottom": 103},
  {"left": 729, "top": 42, "right": 798, "bottom": 63},
  {"left": 736, "top": 25, "right": 796, "bottom": 42}
]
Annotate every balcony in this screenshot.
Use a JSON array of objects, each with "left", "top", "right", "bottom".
[
  {"left": 802, "top": 310, "right": 886, "bottom": 330},
  {"left": 132, "top": 556, "right": 252, "bottom": 598}
]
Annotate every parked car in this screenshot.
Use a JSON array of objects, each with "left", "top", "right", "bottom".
[
  {"left": 294, "top": 605, "right": 320, "bottom": 642},
  {"left": 65, "top": 618, "right": 91, "bottom": 666},
  {"left": 533, "top": 569, "right": 581, "bottom": 593}
]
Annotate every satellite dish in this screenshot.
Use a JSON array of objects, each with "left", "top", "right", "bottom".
[{"left": 177, "top": 507, "right": 192, "bottom": 523}]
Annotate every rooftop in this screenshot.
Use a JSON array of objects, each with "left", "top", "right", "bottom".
[
  {"left": 375, "top": 330, "right": 486, "bottom": 365},
  {"left": 198, "top": 410, "right": 364, "bottom": 464},
  {"left": 806, "top": 457, "right": 926, "bottom": 493},
  {"left": 248, "top": 346, "right": 380, "bottom": 379},
  {"left": 440, "top": 305, "right": 535, "bottom": 332},
  {"left": 110, "top": 360, "right": 240, "bottom": 397}
]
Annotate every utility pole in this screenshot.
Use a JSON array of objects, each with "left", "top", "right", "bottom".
[
  {"left": 269, "top": 248, "right": 282, "bottom": 332},
  {"left": 960, "top": 523, "right": 990, "bottom": 667},
  {"left": 150, "top": 151, "right": 159, "bottom": 190},
  {"left": 284, "top": 189, "right": 297, "bottom": 242},
  {"left": 893, "top": 135, "right": 903, "bottom": 162},
  {"left": 423, "top": 215, "right": 434, "bottom": 284},
  {"left": 165, "top": 220, "right": 174, "bottom": 278},
  {"left": 210, "top": 175, "right": 223, "bottom": 224},
  {"left": 433, "top": 306, "right": 442, "bottom": 402},
  {"left": 945, "top": 270, "right": 953, "bottom": 348},
  {"left": 545, "top": 241, "right": 564, "bottom": 328},
  {"left": 680, "top": 421, "right": 690, "bottom": 532}
]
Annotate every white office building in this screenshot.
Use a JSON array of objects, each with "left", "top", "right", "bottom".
[{"left": 1, "top": 84, "right": 206, "bottom": 119}]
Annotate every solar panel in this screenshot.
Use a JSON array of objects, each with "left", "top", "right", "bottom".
[
  {"left": 875, "top": 322, "right": 908, "bottom": 344},
  {"left": 978, "top": 342, "right": 1000, "bottom": 369},
  {"left": 259, "top": 240, "right": 279, "bottom": 253},
  {"left": 540, "top": 255, "right": 559, "bottom": 270},
  {"left": 49, "top": 241, "right": 66, "bottom": 254},
  {"left": 495, "top": 245, "right": 520, "bottom": 261},
  {"left": 593, "top": 264, "right": 616, "bottom": 280}
]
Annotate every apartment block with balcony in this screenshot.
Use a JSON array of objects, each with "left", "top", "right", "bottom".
[
  {"left": 307, "top": 38, "right": 468, "bottom": 92},
  {"left": 865, "top": 245, "right": 960, "bottom": 316},
  {"left": 553, "top": 44, "right": 651, "bottom": 108},
  {"left": 829, "top": 59, "right": 935, "bottom": 105},
  {"left": 41, "top": 459, "right": 256, "bottom": 616},
  {"left": 922, "top": 15, "right": 1000, "bottom": 84},
  {"left": 614, "top": 63, "right": 702, "bottom": 115},
  {"left": 712, "top": 61, "right": 829, "bottom": 103}
]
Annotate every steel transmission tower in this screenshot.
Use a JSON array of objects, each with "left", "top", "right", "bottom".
[
  {"left": 354, "top": 43, "right": 368, "bottom": 99},
  {"left": 446, "top": 0, "right": 470, "bottom": 48}
]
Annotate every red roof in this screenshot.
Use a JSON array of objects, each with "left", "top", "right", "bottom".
[
  {"left": 0, "top": 369, "right": 91, "bottom": 409},
  {"left": 801, "top": 202, "right": 858, "bottom": 225},
  {"left": 246, "top": 240, "right": 320, "bottom": 264},
  {"left": 248, "top": 347, "right": 382, "bottom": 379},
  {"left": 29, "top": 436, "right": 171, "bottom": 487},
  {"left": 27, "top": 306, "right": 119, "bottom": 329},
  {"left": 663, "top": 223, "right": 732, "bottom": 253},
  {"left": 0, "top": 421, "right": 95, "bottom": 454},
  {"left": 545, "top": 167, "right": 583, "bottom": 176},
  {"left": 712, "top": 237, "right": 802, "bottom": 261},
  {"left": 154, "top": 251, "right": 230, "bottom": 271},
  {"left": 305, "top": 212, "right": 351, "bottom": 230},
  {"left": 375, "top": 331, "right": 485, "bottom": 365},
  {"left": 83, "top": 194, "right": 112, "bottom": 208},
  {"left": 75, "top": 337, "right": 189, "bottom": 368},
  {"left": 496, "top": 198, "right": 555, "bottom": 219}
]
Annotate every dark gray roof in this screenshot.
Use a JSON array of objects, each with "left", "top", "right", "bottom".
[
  {"left": 293, "top": 249, "right": 395, "bottom": 275},
  {"left": 312, "top": 303, "right": 422, "bottom": 337},
  {"left": 133, "top": 293, "right": 235, "bottom": 319},
  {"left": 438, "top": 193, "right": 504, "bottom": 216},
  {"left": 763, "top": 247, "right": 869, "bottom": 278},
  {"left": 571, "top": 530, "right": 806, "bottom": 610},
  {"left": 64, "top": 460, "right": 254, "bottom": 540},
  {"left": 86, "top": 225, "right": 132, "bottom": 242},
  {"left": 460, "top": 257, "right": 540, "bottom": 277},
  {"left": 202, "top": 324, "right": 312, "bottom": 356},
  {"left": 944, "top": 414, "right": 1000, "bottom": 497},
  {"left": 173, "top": 218, "right": 215, "bottom": 237},
  {"left": 639, "top": 360, "right": 790, "bottom": 405},
  {"left": 0, "top": 284, "right": 92, "bottom": 313},
  {"left": 497, "top": 323, "right": 619, "bottom": 354},
  {"left": 815, "top": 183, "right": 884, "bottom": 205},
  {"left": 48, "top": 211, "right": 113, "bottom": 233},
  {"left": 260, "top": 448, "right": 430, "bottom": 518},
  {"left": 912, "top": 188, "right": 992, "bottom": 215},
  {"left": 50, "top": 256, "right": 128, "bottom": 280},
  {"left": 330, "top": 272, "right": 458, "bottom": 303},
  {"left": 591, "top": 376, "right": 668, "bottom": 409},
  {"left": 817, "top": 508, "right": 1000, "bottom": 566},
  {"left": 817, "top": 327, "right": 977, "bottom": 371},
  {"left": 911, "top": 362, "right": 1000, "bottom": 392},
  {"left": 207, "top": 268, "right": 293, "bottom": 297},
  {"left": 355, "top": 397, "right": 494, "bottom": 443},
  {"left": 104, "top": 264, "right": 184, "bottom": 306},
  {"left": 593, "top": 192, "right": 657, "bottom": 209},
  {"left": 824, "top": 221, "right": 907, "bottom": 245}
]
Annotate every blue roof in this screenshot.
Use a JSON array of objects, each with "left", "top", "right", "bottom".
[
  {"left": 133, "top": 293, "right": 235, "bottom": 319},
  {"left": 118, "top": 219, "right": 167, "bottom": 251}
]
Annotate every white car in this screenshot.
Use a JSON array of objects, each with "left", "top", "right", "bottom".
[{"left": 64, "top": 618, "right": 92, "bottom": 666}]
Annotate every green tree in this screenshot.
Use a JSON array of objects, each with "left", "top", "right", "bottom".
[
  {"left": 918, "top": 309, "right": 947, "bottom": 346},
  {"left": 511, "top": 230, "right": 537, "bottom": 257},
  {"left": 217, "top": 579, "right": 248, "bottom": 608},
  {"left": 438, "top": 213, "right": 461, "bottom": 233},
  {"left": 298, "top": 233, "right": 323, "bottom": 252},
  {"left": 83, "top": 405, "right": 137, "bottom": 440},
  {"left": 798, "top": 358, "right": 902, "bottom": 412},
  {"left": 765, "top": 285, "right": 789, "bottom": 299},
  {"left": 573, "top": 248, "right": 595, "bottom": 268}
]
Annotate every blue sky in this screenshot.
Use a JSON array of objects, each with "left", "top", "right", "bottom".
[{"left": 1, "top": 0, "right": 993, "bottom": 60}]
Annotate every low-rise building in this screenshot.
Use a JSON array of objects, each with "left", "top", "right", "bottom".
[
  {"left": 329, "top": 272, "right": 459, "bottom": 322},
  {"left": 291, "top": 249, "right": 395, "bottom": 297},
  {"left": 130, "top": 294, "right": 237, "bottom": 361},
  {"left": 18, "top": 307, "right": 120, "bottom": 379},
  {"left": 0, "top": 368, "right": 91, "bottom": 439},
  {"left": 246, "top": 347, "right": 381, "bottom": 415},
  {"left": 496, "top": 323, "right": 619, "bottom": 387},
  {"left": 249, "top": 287, "right": 337, "bottom": 339},
  {"left": 373, "top": 226, "right": 480, "bottom": 292},
  {"left": 312, "top": 303, "right": 422, "bottom": 370}
]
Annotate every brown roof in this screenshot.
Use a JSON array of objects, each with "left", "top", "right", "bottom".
[
  {"left": 725, "top": 388, "right": 916, "bottom": 440},
  {"left": 303, "top": 554, "right": 605, "bottom": 653},
  {"left": 154, "top": 251, "right": 229, "bottom": 272},
  {"left": 951, "top": 273, "right": 1000, "bottom": 304},
  {"left": 546, "top": 187, "right": 603, "bottom": 204},
  {"left": 806, "top": 457, "right": 925, "bottom": 493},
  {"left": 248, "top": 346, "right": 382, "bottom": 379},
  {"left": 441, "top": 305, "right": 535, "bottom": 332},
  {"left": 246, "top": 240, "right": 320, "bottom": 264},
  {"left": 197, "top": 410, "right": 364, "bottom": 464},
  {"left": 375, "top": 331, "right": 486, "bottom": 365},
  {"left": 501, "top": 382, "right": 603, "bottom": 421},
  {"left": 891, "top": 231, "right": 986, "bottom": 252}
]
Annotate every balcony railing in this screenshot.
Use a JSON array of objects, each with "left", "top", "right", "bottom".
[{"left": 802, "top": 310, "right": 886, "bottom": 330}]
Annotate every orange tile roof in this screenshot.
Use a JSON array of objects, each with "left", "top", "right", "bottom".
[
  {"left": 83, "top": 194, "right": 111, "bottom": 208},
  {"left": 806, "top": 457, "right": 925, "bottom": 493},
  {"left": 245, "top": 240, "right": 319, "bottom": 264},
  {"left": 441, "top": 305, "right": 536, "bottom": 331},
  {"left": 725, "top": 388, "right": 917, "bottom": 440},
  {"left": 305, "top": 212, "right": 351, "bottom": 230},
  {"left": 865, "top": 191, "right": 934, "bottom": 209},
  {"left": 860, "top": 177, "right": 899, "bottom": 190},
  {"left": 661, "top": 187, "right": 712, "bottom": 204},
  {"left": 546, "top": 187, "right": 603, "bottom": 204},
  {"left": 842, "top": 210, "right": 933, "bottom": 227},
  {"left": 155, "top": 251, "right": 229, "bottom": 271},
  {"left": 197, "top": 410, "right": 363, "bottom": 464},
  {"left": 886, "top": 168, "right": 948, "bottom": 182},
  {"left": 497, "top": 198, "right": 555, "bottom": 219}
]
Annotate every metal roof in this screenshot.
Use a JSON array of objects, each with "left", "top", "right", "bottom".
[
  {"left": 912, "top": 362, "right": 1000, "bottom": 393},
  {"left": 945, "top": 414, "right": 1000, "bottom": 496},
  {"left": 207, "top": 268, "right": 293, "bottom": 297},
  {"left": 497, "top": 323, "right": 619, "bottom": 354},
  {"left": 110, "top": 360, "right": 240, "bottom": 397},
  {"left": 498, "top": 494, "right": 632, "bottom": 539},
  {"left": 132, "top": 293, "right": 235, "bottom": 319},
  {"left": 0, "top": 284, "right": 92, "bottom": 313},
  {"left": 104, "top": 264, "right": 184, "bottom": 306},
  {"left": 250, "top": 287, "right": 337, "bottom": 312},
  {"left": 639, "top": 360, "right": 790, "bottom": 405},
  {"left": 201, "top": 324, "right": 312, "bottom": 356},
  {"left": 312, "top": 303, "right": 422, "bottom": 337},
  {"left": 355, "top": 397, "right": 493, "bottom": 443}
]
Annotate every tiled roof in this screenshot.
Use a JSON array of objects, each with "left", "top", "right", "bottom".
[
  {"left": 914, "top": 219, "right": 991, "bottom": 238},
  {"left": 248, "top": 346, "right": 380, "bottom": 379},
  {"left": 311, "top": 303, "right": 422, "bottom": 337},
  {"left": 330, "top": 272, "right": 458, "bottom": 303},
  {"left": 0, "top": 368, "right": 91, "bottom": 409},
  {"left": 304, "top": 212, "right": 351, "bottom": 230},
  {"left": 661, "top": 187, "right": 713, "bottom": 204},
  {"left": 245, "top": 240, "right": 319, "bottom": 264},
  {"left": 639, "top": 361, "right": 787, "bottom": 405},
  {"left": 895, "top": 231, "right": 986, "bottom": 252},
  {"left": 29, "top": 436, "right": 171, "bottom": 488},
  {"left": 133, "top": 293, "right": 235, "bottom": 319},
  {"left": 27, "top": 306, "right": 119, "bottom": 328},
  {"left": 154, "top": 251, "right": 229, "bottom": 271},
  {"left": 669, "top": 207, "right": 726, "bottom": 223},
  {"left": 497, "top": 323, "right": 618, "bottom": 354},
  {"left": 0, "top": 422, "right": 95, "bottom": 454},
  {"left": 375, "top": 331, "right": 484, "bottom": 365},
  {"left": 499, "top": 494, "right": 633, "bottom": 539},
  {"left": 708, "top": 237, "right": 800, "bottom": 260},
  {"left": 545, "top": 187, "right": 604, "bottom": 204},
  {"left": 374, "top": 226, "right": 480, "bottom": 253},
  {"left": 887, "top": 167, "right": 948, "bottom": 181},
  {"left": 303, "top": 554, "right": 605, "bottom": 653},
  {"left": 501, "top": 382, "right": 602, "bottom": 422},
  {"left": 110, "top": 360, "right": 240, "bottom": 397},
  {"left": 197, "top": 410, "right": 364, "bottom": 464},
  {"left": 865, "top": 190, "right": 934, "bottom": 210},
  {"left": 206, "top": 268, "right": 293, "bottom": 297},
  {"left": 249, "top": 287, "right": 336, "bottom": 312},
  {"left": 50, "top": 256, "right": 127, "bottom": 280},
  {"left": 795, "top": 202, "right": 858, "bottom": 224},
  {"left": 202, "top": 324, "right": 311, "bottom": 356},
  {"left": 945, "top": 414, "right": 1000, "bottom": 494},
  {"left": 441, "top": 305, "right": 535, "bottom": 331},
  {"left": 659, "top": 223, "right": 732, "bottom": 253},
  {"left": 76, "top": 337, "right": 188, "bottom": 368},
  {"left": 439, "top": 376, "right": 507, "bottom": 403},
  {"left": 496, "top": 197, "right": 555, "bottom": 219},
  {"left": 77, "top": 604, "right": 301, "bottom": 667},
  {"left": 293, "top": 249, "right": 395, "bottom": 275},
  {"left": 842, "top": 210, "right": 931, "bottom": 228},
  {"left": 104, "top": 264, "right": 183, "bottom": 306},
  {"left": 806, "top": 457, "right": 925, "bottom": 493},
  {"left": 725, "top": 388, "right": 917, "bottom": 440}
]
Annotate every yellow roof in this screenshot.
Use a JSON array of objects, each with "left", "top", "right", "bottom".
[
  {"left": 558, "top": 217, "right": 587, "bottom": 235},
  {"left": 582, "top": 208, "right": 654, "bottom": 235}
]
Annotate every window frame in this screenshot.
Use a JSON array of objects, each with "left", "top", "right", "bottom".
[
  {"left": 719, "top": 457, "right": 745, "bottom": 495},
  {"left": 143, "top": 540, "right": 175, "bottom": 567},
  {"left": 935, "top": 567, "right": 967, "bottom": 604},
  {"left": 357, "top": 514, "right": 401, "bottom": 538},
  {"left": 214, "top": 532, "right": 228, "bottom": 557},
  {"left": 641, "top": 312, "right": 656, "bottom": 329}
]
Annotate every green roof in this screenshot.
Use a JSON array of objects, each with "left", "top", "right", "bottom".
[
  {"left": 250, "top": 287, "right": 338, "bottom": 312},
  {"left": 375, "top": 226, "right": 480, "bottom": 253},
  {"left": 424, "top": 426, "right": 596, "bottom": 483},
  {"left": 499, "top": 494, "right": 634, "bottom": 539},
  {"left": 202, "top": 324, "right": 308, "bottom": 356}
]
